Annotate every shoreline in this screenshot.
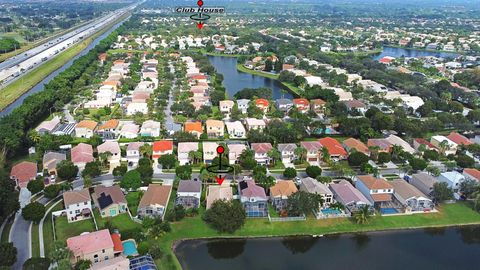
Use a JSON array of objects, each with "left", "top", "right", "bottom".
[{"left": 380, "top": 45, "right": 463, "bottom": 56}]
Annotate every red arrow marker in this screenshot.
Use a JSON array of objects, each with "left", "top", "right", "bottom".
[
  {"left": 196, "top": 22, "right": 204, "bottom": 29},
  {"left": 215, "top": 175, "right": 225, "bottom": 185}
]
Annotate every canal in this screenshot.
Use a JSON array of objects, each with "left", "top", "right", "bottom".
[
  {"left": 175, "top": 226, "right": 480, "bottom": 270},
  {"left": 207, "top": 56, "right": 293, "bottom": 100},
  {"left": 0, "top": 17, "right": 128, "bottom": 117}
]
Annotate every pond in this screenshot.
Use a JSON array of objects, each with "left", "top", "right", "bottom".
[
  {"left": 175, "top": 226, "right": 480, "bottom": 270},
  {"left": 207, "top": 56, "right": 293, "bottom": 100},
  {"left": 373, "top": 46, "right": 460, "bottom": 61}
]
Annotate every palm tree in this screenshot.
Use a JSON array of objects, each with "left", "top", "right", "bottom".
[
  {"left": 353, "top": 205, "right": 371, "bottom": 224},
  {"left": 99, "top": 151, "right": 112, "bottom": 168},
  {"left": 439, "top": 140, "right": 450, "bottom": 156},
  {"left": 267, "top": 149, "right": 281, "bottom": 166},
  {"left": 28, "top": 130, "right": 41, "bottom": 144},
  {"left": 368, "top": 146, "right": 380, "bottom": 161},
  {"left": 140, "top": 144, "right": 153, "bottom": 159},
  {"left": 391, "top": 144, "right": 404, "bottom": 162},
  {"left": 321, "top": 147, "right": 330, "bottom": 163},
  {"left": 188, "top": 151, "right": 197, "bottom": 164},
  {"left": 294, "top": 147, "right": 307, "bottom": 163}
]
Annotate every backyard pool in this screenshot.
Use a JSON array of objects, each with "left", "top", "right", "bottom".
[
  {"left": 122, "top": 240, "right": 139, "bottom": 257},
  {"left": 321, "top": 208, "right": 342, "bottom": 215},
  {"left": 380, "top": 208, "right": 399, "bottom": 215}
]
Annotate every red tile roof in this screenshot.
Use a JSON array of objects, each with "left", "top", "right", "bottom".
[
  {"left": 414, "top": 138, "right": 437, "bottom": 149},
  {"left": 293, "top": 98, "right": 310, "bottom": 106},
  {"left": 464, "top": 168, "right": 480, "bottom": 181},
  {"left": 71, "top": 143, "right": 94, "bottom": 164},
  {"left": 111, "top": 233, "right": 123, "bottom": 253},
  {"left": 255, "top": 98, "right": 269, "bottom": 108},
  {"left": 10, "top": 162, "right": 37, "bottom": 188},
  {"left": 446, "top": 132, "right": 472, "bottom": 146},
  {"left": 184, "top": 122, "right": 203, "bottom": 134},
  {"left": 318, "top": 137, "right": 348, "bottom": 157},
  {"left": 153, "top": 140, "right": 173, "bottom": 152}
]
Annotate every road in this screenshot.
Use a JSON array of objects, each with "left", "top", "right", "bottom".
[{"left": 0, "top": 2, "right": 139, "bottom": 87}]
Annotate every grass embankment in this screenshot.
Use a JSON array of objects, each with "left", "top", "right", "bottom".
[
  {"left": 42, "top": 203, "right": 63, "bottom": 257},
  {"left": 0, "top": 13, "right": 129, "bottom": 111},
  {"left": 54, "top": 216, "right": 96, "bottom": 242},
  {"left": 0, "top": 215, "right": 14, "bottom": 243},
  {"left": 157, "top": 202, "right": 480, "bottom": 270},
  {"left": 236, "top": 64, "right": 303, "bottom": 97},
  {"left": 126, "top": 191, "right": 143, "bottom": 216}
]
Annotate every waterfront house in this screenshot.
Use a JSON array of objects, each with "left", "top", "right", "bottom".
[
  {"left": 355, "top": 175, "right": 394, "bottom": 209},
  {"left": 89, "top": 256, "right": 130, "bottom": 270},
  {"left": 245, "top": 118, "right": 266, "bottom": 131},
  {"left": 438, "top": 171, "right": 465, "bottom": 194},
  {"left": 176, "top": 180, "right": 202, "bottom": 209},
  {"left": 277, "top": 143, "right": 297, "bottom": 165},
  {"left": 390, "top": 180, "right": 434, "bottom": 212},
  {"left": 67, "top": 229, "right": 115, "bottom": 264},
  {"left": 97, "top": 119, "right": 120, "bottom": 140},
  {"left": 342, "top": 138, "right": 369, "bottom": 155},
  {"left": 318, "top": 137, "right": 348, "bottom": 160},
  {"left": 178, "top": 142, "right": 199, "bottom": 165},
  {"left": 206, "top": 120, "right": 225, "bottom": 138},
  {"left": 219, "top": 100, "right": 235, "bottom": 114},
  {"left": 238, "top": 179, "right": 268, "bottom": 217},
  {"left": 140, "top": 120, "right": 161, "bottom": 137},
  {"left": 138, "top": 184, "right": 172, "bottom": 220},
  {"left": 71, "top": 143, "right": 94, "bottom": 172},
  {"left": 92, "top": 185, "right": 127, "bottom": 218},
  {"left": 184, "top": 121, "right": 203, "bottom": 139},
  {"left": 152, "top": 140, "right": 173, "bottom": 159},
  {"left": 300, "top": 141, "right": 323, "bottom": 165},
  {"left": 43, "top": 151, "right": 66, "bottom": 176},
  {"left": 270, "top": 180, "right": 298, "bottom": 212},
  {"left": 119, "top": 123, "right": 139, "bottom": 139},
  {"left": 292, "top": 98, "right": 310, "bottom": 113},
  {"left": 203, "top": 142, "right": 219, "bottom": 164},
  {"left": 329, "top": 180, "right": 372, "bottom": 213},
  {"left": 206, "top": 185, "right": 233, "bottom": 209},
  {"left": 10, "top": 161, "right": 37, "bottom": 189},
  {"left": 63, "top": 189, "right": 92, "bottom": 223},
  {"left": 300, "top": 177, "right": 334, "bottom": 207},
  {"left": 75, "top": 120, "right": 98, "bottom": 139},
  {"left": 237, "top": 99, "right": 250, "bottom": 114},
  {"left": 410, "top": 173, "right": 437, "bottom": 197},
  {"left": 225, "top": 121, "right": 246, "bottom": 139},
  {"left": 126, "top": 142, "right": 144, "bottom": 168},
  {"left": 228, "top": 143, "right": 247, "bottom": 165},
  {"left": 255, "top": 98, "right": 270, "bottom": 112},
  {"left": 276, "top": 98, "right": 293, "bottom": 112},
  {"left": 251, "top": 143, "right": 273, "bottom": 165},
  {"left": 36, "top": 116, "right": 61, "bottom": 135},
  {"left": 463, "top": 168, "right": 480, "bottom": 182}
]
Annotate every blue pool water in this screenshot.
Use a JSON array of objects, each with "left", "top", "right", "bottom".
[
  {"left": 123, "top": 240, "right": 139, "bottom": 256},
  {"left": 380, "top": 208, "right": 399, "bottom": 215},
  {"left": 321, "top": 208, "right": 342, "bottom": 215}
]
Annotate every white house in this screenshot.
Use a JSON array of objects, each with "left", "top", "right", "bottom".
[
  {"left": 120, "top": 123, "right": 139, "bottom": 139},
  {"left": 245, "top": 118, "right": 266, "bottom": 131},
  {"left": 175, "top": 180, "right": 202, "bottom": 209},
  {"left": 251, "top": 143, "right": 273, "bottom": 165},
  {"left": 126, "top": 142, "right": 144, "bottom": 168},
  {"left": 300, "top": 177, "right": 334, "bottom": 209},
  {"left": 225, "top": 121, "right": 246, "bottom": 139},
  {"left": 438, "top": 171, "right": 465, "bottom": 194},
  {"left": 140, "top": 120, "right": 161, "bottom": 137},
  {"left": 236, "top": 99, "right": 250, "bottom": 114},
  {"left": 74, "top": 120, "right": 97, "bottom": 139},
  {"left": 430, "top": 136, "right": 458, "bottom": 155},
  {"left": 178, "top": 142, "right": 199, "bottom": 165},
  {"left": 305, "top": 76, "right": 324, "bottom": 87},
  {"left": 277, "top": 143, "right": 297, "bottom": 164},
  {"left": 127, "top": 102, "right": 148, "bottom": 115},
  {"left": 355, "top": 175, "right": 394, "bottom": 207},
  {"left": 63, "top": 189, "right": 92, "bottom": 223},
  {"left": 203, "top": 142, "right": 219, "bottom": 164},
  {"left": 228, "top": 144, "right": 247, "bottom": 165}
]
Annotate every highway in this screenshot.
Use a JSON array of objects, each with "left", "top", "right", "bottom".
[{"left": 0, "top": 2, "right": 138, "bottom": 88}]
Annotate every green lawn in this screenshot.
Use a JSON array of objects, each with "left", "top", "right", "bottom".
[
  {"left": 155, "top": 202, "right": 480, "bottom": 270},
  {"left": 43, "top": 203, "right": 63, "bottom": 257},
  {"left": 31, "top": 223, "right": 40, "bottom": 257},
  {"left": 55, "top": 216, "right": 96, "bottom": 242},
  {"left": 0, "top": 215, "right": 14, "bottom": 243},
  {"left": 126, "top": 192, "right": 143, "bottom": 216},
  {"left": 94, "top": 209, "right": 141, "bottom": 232}
]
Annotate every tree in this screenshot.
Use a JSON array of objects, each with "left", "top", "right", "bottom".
[
  {"left": 27, "top": 179, "right": 45, "bottom": 194},
  {"left": 74, "top": 260, "right": 92, "bottom": 270},
  {"left": 165, "top": 205, "right": 186, "bottom": 222},
  {"left": 112, "top": 164, "right": 128, "bottom": 177},
  {"left": 455, "top": 154, "right": 475, "bottom": 168},
  {"left": 283, "top": 168, "right": 297, "bottom": 179},
  {"left": 255, "top": 173, "right": 276, "bottom": 189},
  {"left": 56, "top": 160, "right": 79, "bottom": 181},
  {"left": 23, "top": 257, "right": 51, "bottom": 270},
  {"left": 121, "top": 170, "right": 142, "bottom": 190},
  {"left": 306, "top": 166, "right": 322, "bottom": 178},
  {"left": 0, "top": 242, "right": 17, "bottom": 267},
  {"left": 239, "top": 149, "right": 257, "bottom": 170},
  {"left": 267, "top": 149, "right": 281, "bottom": 166},
  {"left": 352, "top": 205, "right": 371, "bottom": 224},
  {"left": 377, "top": 152, "right": 392, "bottom": 164},
  {"left": 316, "top": 176, "right": 332, "bottom": 184},
  {"left": 294, "top": 147, "right": 307, "bottom": 163},
  {"left": 82, "top": 161, "right": 101, "bottom": 178},
  {"left": 432, "top": 182, "right": 454, "bottom": 203},
  {"left": 408, "top": 158, "right": 428, "bottom": 172},
  {"left": 287, "top": 191, "right": 323, "bottom": 217},
  {"left": 176, "top": 165, "right": 192, "bottom": 180},
  {"left": 460, "top": 179, "right": 480, "bottom": 199},
  {"left": 348, "top": 151, "right": 369, "bottom": 167},
  {"left": 49, "top": 241, "right": 72, "bottom": 264},
  {"left": 139, "top": 144, "right": 153, "bottom": 159},
  {"left": 22, "top": 202, "right": 46, "bottom": 223},
  {"left": 158, "top": 154, "right": 177, "bottom": 169},
  {"left": 203, "top": 200, "right": 246, "bottom": 233},
  {"left": 137, "top": 158, "right": 153, "bottom": 181},
  {"left": 423, "top": 150, "right": 439, "bottom": 161},
  {"left": 44, "top": 184, "right": 62, "bottom": 199}
]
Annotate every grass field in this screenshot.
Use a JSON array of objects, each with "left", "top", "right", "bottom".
[
  {"left": 43, "top": 203, "right": 63, "bottom": 257},
  {"left": 94, "top": 209, "right": 141, "bottom": 232},
  {"left": 126, "top": 191, "right": 143, "bottom": 216},
  {"left": 155, "top": 202, "right": 480, "bottom": 269},
  {"left": 236, "top": 64, "right": 302, "bottom": 96},
  {"left": 55, "top": 216, "right": 96, "bottom": 242},
  {"left": 0, "top": 14, "right": 128, "bottom": 111},
  {"left": 31, "top": 223, "right": 40, "bottom": 258}
]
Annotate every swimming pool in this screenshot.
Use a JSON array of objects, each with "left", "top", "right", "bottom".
[
  {"left": 321, "top": 208, "right": 342, "bottom": 215},
  {"left": 380, "top": 208, "right": 399, "bottom": 215},
  {"left": 123, "top": 240, "right": 139, "bottom": 257}
]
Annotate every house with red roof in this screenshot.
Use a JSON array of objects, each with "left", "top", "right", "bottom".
[
  {"left": 318, "top": 137, "right": 348, "bottom": 160},
  {"left": 238, "top": 179, "right": 268, "bottom": 217},
  {"left": 10, "top": 161, "right": 37, "bottom": 189},
  {"left": 71, "top": 143, "right": 94, "bottom": 171},
  {"left": 311, "top": 99, "right": 326, "bottom": 114},
  {"left": 463, "top": 168, "right": 480, "bottom": 182},
  {"left": 413, "top": 138, "right": 438, "bottom": 152},
  {"left": 66, "top": 229, "right": 120, "bottom": 264},
  {"left": 251, "top": 143, "right": 273, "bottom": 165},
  {"left": 292, "top": 98, "right": 310, "bottom": 113},
  {"left": 184, "top": 121, "right": 203, "bottom": 139},
  {"left": 255, "top": 98, "right": 270, "bottom": 112},
  {"left": 152, "top": 140, "right": 173, "bottom": 159},
  {"left": 355, "top": 175, "right": 397, "bottom": 211},
  {"left": 446, "top": 132, "right": 472, "bottom": 146}
]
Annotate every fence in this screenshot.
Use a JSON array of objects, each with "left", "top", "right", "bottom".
[{"left": 268, "top": 214, "right": 306, "bottom": 222}]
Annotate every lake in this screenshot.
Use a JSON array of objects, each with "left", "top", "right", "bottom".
[
  {"left": 373, "top": 46, "right": 460, "bottom": 60},
  {"left": 207, "top": 56, "right": 293, "bottom": 100},
  {"left": 175, "top": 226, "right": 480, "bottom": 270}
]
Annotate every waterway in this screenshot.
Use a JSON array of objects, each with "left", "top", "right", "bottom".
[
  {"left": 373, "top": 46, "right": 460, "bottom": 60},
  {"left": 207, "top": 56, "right": 293, "bottom": 100},
  {"left": 175, "top": 226, "right": 480, "bottom": 270},
  {"left": 0, "top": 18, "right": 128, "bottom": 117}
]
